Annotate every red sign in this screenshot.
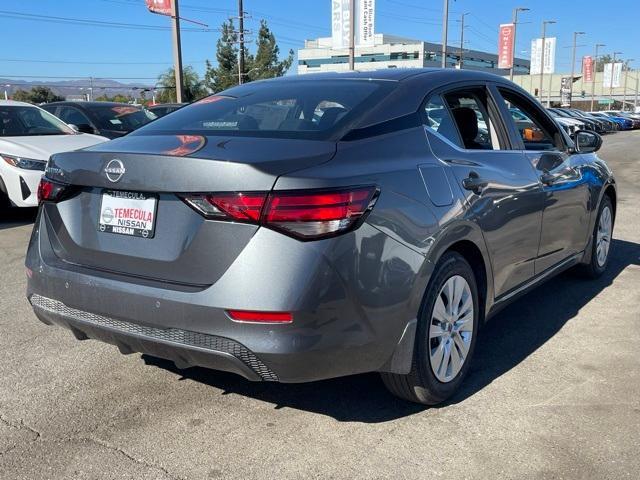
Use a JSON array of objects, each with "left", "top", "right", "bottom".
[
  {"left": 583, "top": 55, "right": 594, "bottom": 83},
  {"left": 497, "top": 23, "right": 515, "bottom": 69},
  {"left": 145, "top": 0, "right": 172, "bottom": 16}
]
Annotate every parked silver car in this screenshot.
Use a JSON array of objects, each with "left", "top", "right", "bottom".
[{"left": 26, "top": 69, "right": 616, "bottom": 405}]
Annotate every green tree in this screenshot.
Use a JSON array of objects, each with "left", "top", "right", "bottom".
[
  {"left": 596, "top": 54, "right": 612, "bottom": 72},
  {"left": 12, "top": 86, "right": 63, "bottom": 103},
  {"left": 204, "top": 19, "right": 240, "bottom": 93},
  {"left": 156, "top": 65, "right": 208, "bottom": 103},
  {"left": 246, "top": 20, "right": 294, "bottom": 82}
]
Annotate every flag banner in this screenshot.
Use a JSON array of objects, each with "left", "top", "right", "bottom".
[
  {"left": 146, "top": 0, "right": 172, "bottom": 16},
  {"left": 497, "top": 24, "right": 515, "bottom": 69},
  {"left": 603, "top": 62, "right": 623, "bottom": 88},
  {"left": 582, "top": 55, "right": 594, "bottom": 82},
  {"left": 332, "top": 0, "right": 376, "bottom": 48},
  {"left": 530, "top": 37, "right": 556, "bottom": 74}
]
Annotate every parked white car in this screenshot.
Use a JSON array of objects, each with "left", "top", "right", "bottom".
[{"left": 0, "top": 100, "right": 108, "bottom": 210}]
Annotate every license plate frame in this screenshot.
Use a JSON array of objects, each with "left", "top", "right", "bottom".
[{"left": 98, "top": 189, "right": 158, "bottom": 239}]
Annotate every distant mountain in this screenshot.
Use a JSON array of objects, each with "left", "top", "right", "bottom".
[{"left": 0, "top": 78, "right": 154, "bottom": 99}]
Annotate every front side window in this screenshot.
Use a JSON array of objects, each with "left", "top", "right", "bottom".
[
  {"left": 0, "top": 106, "right": 74, "bottom": 137},
  {"left": 58, "top": 106, "right": 91, "bottom": 126},
  {"left": 498, "top": 89, "right": 564, "bottom": 151}
]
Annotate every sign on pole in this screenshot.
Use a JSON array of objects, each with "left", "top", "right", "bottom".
[
  {"left": 145, "top": 0, "right": 172, "bottom": 16},
  {"left": 332, "top": 0, "right": 375, "bottom": 48},
  {"left": 560, "top": 77, "right": 572, "bottom": 106},
  {"left": 530, "top": 37, "right": 556, "bottom": 74},
  {"left": 603, "top": 62, "right": 623, "bottom": 88},
  {"left": 582, "top": 55, "right": 594, "bottom": 82},
  {"left": 497, "top": 23, "right": 515, "bottom": 69}
]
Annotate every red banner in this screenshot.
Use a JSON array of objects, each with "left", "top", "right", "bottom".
[
  {"left": 145, "top": 0, "right": 172, "bottom": 16},
  {"left": 583, "top": 55, "right": 594, "bottom": 83},
  {"left": 498, "top": 23, "right": 515, "bottom": 69}
]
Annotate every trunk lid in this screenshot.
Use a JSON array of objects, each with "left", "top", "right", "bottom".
[{"left": 43, "top": 134, "right": 335, "bottom": 286}]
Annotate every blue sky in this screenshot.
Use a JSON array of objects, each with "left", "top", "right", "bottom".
[{"left": 1, "top": 0, "right": 638, "bottom": 86}]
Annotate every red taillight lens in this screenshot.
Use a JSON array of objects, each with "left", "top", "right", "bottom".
[
  {"left": 37, "top": 178, "right": 69, "bottom": 204},
  {"left": 208, "top": 193, "right": 267, "bottom": 222},
  {"left": 227, "top": 310, "right": 293, "bottom": 323},
  {"left": 180, "top": 186, "right": 378, "bottom": 240},
  {"left": 264, "top": 187, "right": 377, "bottom": 239}
]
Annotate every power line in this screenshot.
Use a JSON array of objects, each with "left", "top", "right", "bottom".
[
  {"left": 0, "top": 10, "right": 215, "bottom": 32},
  {"left": 0, "top": 58, "right": 206, "bottom": 65}
]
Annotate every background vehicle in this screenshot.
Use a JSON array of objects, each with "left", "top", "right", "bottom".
[
  {"left": 569, "top": 109, "right": 617, "bottom": 132},
  {"left": 603, "top": 111, "right": 640, "bottom": 129},
  {"left": 591, "top": 112, "right": 632, "bottom": 130},
  {"left": 27, "top": 70, "right": 616, "bottom": 405},
  {"left": 546, "top": 108, "right": 583, "bottom": 136},
  {"left": 554, "top": 108, "right": 606, "bottom": 133},
  {"left": 549, "top": 108, "right": 595, "bottom": 131},
  {"left": 148, "top": 103, "right": 187, "bottom": 118},
  {"left": 41, "top": 101, "right": 157, "bottom": 139},
  {"left": 0, "top": 100, "right": 107, "bottom": 211}
]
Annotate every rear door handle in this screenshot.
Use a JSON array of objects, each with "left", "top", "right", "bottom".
[{"left": 462, "top": 171, "right": 488, "bottom": 194}]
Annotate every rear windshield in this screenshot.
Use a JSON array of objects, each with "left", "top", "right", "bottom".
[
  {"left": 0, "top": 105, "right": 74, "bottom": 136},
  {"left": 92, "top": 105, "right": 157, "bottom": 132},
  {"left": 132, "top": 80, "right": 393, "bottom": 140}
]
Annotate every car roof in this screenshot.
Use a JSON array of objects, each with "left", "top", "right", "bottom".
[
  {"left": 0, "top": 100, "right": 41, "bottom": 107},
  {"left": 44, "top": 101, "right": 143, "bottom": 108}
]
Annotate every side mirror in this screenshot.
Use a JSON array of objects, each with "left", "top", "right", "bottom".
[
  {"left": 574, "top": 130, "right": 602, "bottom": 153},
  {"left": 75, "top": 123, "right": 96, "bottom": 135}
]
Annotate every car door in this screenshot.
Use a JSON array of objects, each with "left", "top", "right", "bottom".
[
  {"left": 423, "top": 84, "right": 544, "bottom": 298},
  {"left": 492, "top": 86, "right": 591, "bottom": 273}
]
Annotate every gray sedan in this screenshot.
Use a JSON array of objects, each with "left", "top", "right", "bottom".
[{"left": 26, "top": 69, "right": 616, "bottom": 405}]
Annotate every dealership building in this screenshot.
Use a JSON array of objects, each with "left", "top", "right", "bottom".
[{"left": 297, "top": 34, "right": 530, "bottom": 75}]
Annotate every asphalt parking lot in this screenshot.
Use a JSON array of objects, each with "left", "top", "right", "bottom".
[{"left": 1, "top": 131, "right": 639, "bottom": 480}]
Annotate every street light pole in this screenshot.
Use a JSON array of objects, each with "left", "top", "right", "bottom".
[
  {"left": 510, "top": 7, "right": 529, "bottom": 81},
  {"left": 569, "top": 31, "right": 585, "bottom": 107},
  {"left": 170, "top": 0, "right": 184, "bottom": 103},
  {"left": 348, "top": 0, "right": 355, "bottom": 70},
  {"left": 539, "top": 20, "right": 556, "bottom": 104},
  {"left": 622, "top": 59, "right": 634, "bottom": 111},
  {"left": 441, "top": 0, "right": 449, "bottom": 68},
  {"left": 610, "top": 51, "right": 622, "bottom": 106},
  {"left": 590, "top": 43, "right": 605, "bottom": 111},
  {"left": 458, "top": 12, "right": 469, "bottom": 69}
]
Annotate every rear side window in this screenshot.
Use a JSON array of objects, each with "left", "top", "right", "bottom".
[
  {"left": 133, "top": 80, "right": 393, "bottom": 140},
  {"left": 424, "top": 95, "right": 463, "bottom": 148}
]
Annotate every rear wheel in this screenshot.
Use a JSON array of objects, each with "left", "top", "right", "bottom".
[
  {"left": 580, "top": 195, "right": 614, "bottom": 278},
  {"left": 382, "top": 252, "right": 479, "bottom": 405}
]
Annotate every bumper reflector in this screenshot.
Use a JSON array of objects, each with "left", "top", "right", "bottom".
[{"left": 227, "top": 310, "right": 293, "bottom": 324}]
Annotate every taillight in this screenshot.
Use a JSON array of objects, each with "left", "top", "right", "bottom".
[
  {"left": 37, "top": 178, "right": 70, "bottom": 204},
  {"left": 180, "top": 186, "right": 378, "bottom": 240}
]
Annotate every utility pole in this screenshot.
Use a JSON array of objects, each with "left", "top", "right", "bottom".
[
  {"left": 622, "top": 59, "right": 634, "bottom": 110},
  {"left": 538, "top": 20, "right": 556, "bottom": 104},
  {"left": 510, "top": 7, "right": 530, "bottom": 81},
  {"left": 458, "top": 12, "right": 469, "bottom": 68},
  {"left": 635, "top": 76, "right": 639, "bottom": 111},
  {"left": 348, "top": 0, "right": 355, "bottom": 70},
  {"left": 238, "top": 0, "right": 245, "bottom": 83},
  {"left": 170, "top": 0, "right": 184, "bottom": 103},
  {"left": 610, "top": 51, "right": 622, "bottom": 106},
  {"left": 569, "top": 31, "right": 585, "bottom": 107},
  {"left": 590, "top": 43, "right": 605, "bottom": 111},
  {"left": 441, "top": 0, "right": 449, "bottom": 68}
]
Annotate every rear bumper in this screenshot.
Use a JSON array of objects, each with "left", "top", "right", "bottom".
[
  {"left": 26, "top": 209, "right": 426, "bottom": 383},
  {"left": 30, "top": 294, "right": 276, "bottom": 381}
]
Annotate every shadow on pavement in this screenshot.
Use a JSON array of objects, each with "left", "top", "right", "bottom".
[
  {"left": 144, "top": 239, "right": 640, "bottom": 422},
  {"left": 0, "top": 207, "right": 38, "bottom": 230}
]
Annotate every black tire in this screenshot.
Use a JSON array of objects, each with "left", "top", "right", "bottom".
[
  {"left": 381, "top": 251, "right": 479, "bottom": 405},
  {"left": 579, "top": 195, "right": 614, "bottom": 279}
]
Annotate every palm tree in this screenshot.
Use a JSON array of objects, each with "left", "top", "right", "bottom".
[{"left": 156, "top": 66, "right": 208, "bottom": 103}]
